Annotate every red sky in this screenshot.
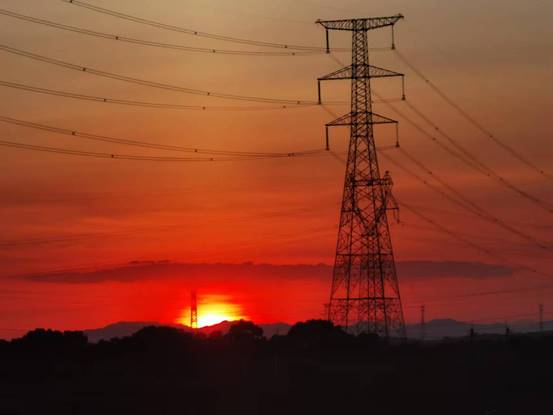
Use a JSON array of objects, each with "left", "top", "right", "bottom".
[{"left": 1, "top": 0, "right": 552, "bottom": 338}]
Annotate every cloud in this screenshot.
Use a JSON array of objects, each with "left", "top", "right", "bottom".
[
  {"left": 21, "top": 260, "right": 513, "bottom": 284},
  {"left": 397, "top": 261, "right": 513, "bottom": 279}
]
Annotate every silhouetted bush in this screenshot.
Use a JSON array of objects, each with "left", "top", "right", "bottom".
[
  {"left": 226, "top": 320, "right": 264, "bottom": 342},
  {"left": 2, "top": 325, "right": 553, "bottom": 414},
  {"left": 11, "top": 329, "right": 87, "bottom": 355},
  {"left": 287, "top": 319, "right": 352, "bottom": 350}
]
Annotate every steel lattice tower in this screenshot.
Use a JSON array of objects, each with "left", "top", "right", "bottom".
[
  {"left": 190, "top": 290, "right": 198, "bottom": 329},
  {"left": 317, "top": 15, "right": 406, "bottom": 339}
]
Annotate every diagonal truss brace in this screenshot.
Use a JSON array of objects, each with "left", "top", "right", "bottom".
[{"left": 353, "top": 171, "right": 399, "bottom": 237}]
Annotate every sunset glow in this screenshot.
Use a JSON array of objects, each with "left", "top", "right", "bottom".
[
  {"left": 177, "top": 295, "right": 247, "bottom": 328},
  {"left": 0, "top": 0, "right": 552, "bottom": 341}
]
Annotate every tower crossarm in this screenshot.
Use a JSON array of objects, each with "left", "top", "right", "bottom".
[
  {"left": 316, "top": 15, "right": 404, "bottom": 31},
  {"left": 324, "top": 112, "right": 398, "bottom": 150},
  {"left": 317, "top": 65, "right": 405, "bottom": 104},
  {"left": 319, "top": 64, "right": 404, "bottom": 81},
  {"left": 326, "top": 112, "right": 398, "bottom": 127}
]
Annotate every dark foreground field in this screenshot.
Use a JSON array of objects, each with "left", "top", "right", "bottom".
[{"left": 1, "top": 320, "right": 552, "bottom": 415}]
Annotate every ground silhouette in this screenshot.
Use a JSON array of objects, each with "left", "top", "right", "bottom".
[{"left": 1, "top": 319, "right": 552, "bottom": 414}]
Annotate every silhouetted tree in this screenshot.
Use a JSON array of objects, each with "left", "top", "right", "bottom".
[
  {"left": 287, "top": 319, "right": 352, "bottom": 350},
  {"left": 226, "top": 320, "right": 264, "bottom": 342},
  {"left": 127, "top": 325, "right": 196, "bottom": 351},
  {"left": 3, "top": 325, "right": 553, "bottom": 415},
  {"left": 12, "top": 329, "right": 87, "bottom": 353}
]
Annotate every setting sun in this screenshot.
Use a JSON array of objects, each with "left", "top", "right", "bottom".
[{"left": 177, "top": 294, "right": 247, "bottom": 328}]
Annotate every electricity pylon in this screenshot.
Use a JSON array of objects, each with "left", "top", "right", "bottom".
[
  {"left": 420, "top": 305, "right": 426, "bottom": 340},
  {"left": 190, "top": 290, "right": 198, "bottom": 329},
  {"left": 317, "top": 15, "right": 406, "bottom": 339}
]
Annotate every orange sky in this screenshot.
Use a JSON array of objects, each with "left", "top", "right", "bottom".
[{"left": 1, "top": 0, "right": 552, "bottom": 338}]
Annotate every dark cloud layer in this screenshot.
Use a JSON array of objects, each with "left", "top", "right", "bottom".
[
  {"left": 397, "top": 261, "right": 513, "bottom": 279},
  {"left": 23, "top": 260, "right": 513, "bottom": 284}
]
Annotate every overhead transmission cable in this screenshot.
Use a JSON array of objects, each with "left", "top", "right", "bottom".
[
  {"left": 0, "top": 80, "right": 350, "bottom": 111},
  {"left": 327, "top": 149, "right": 552, "bottom": 279},
  {"left": 61, "top": 0, "right": 349, "bottom": 52},
  {"left": 0, "top": 138, "right": 328, "bottom": 162},
  {"left": 394, "top": 49, "right": 553, "bottom": 183},
  {"left": 398, "top": 220, "right": 550, "bottom": 253},
  {"left": 0, "top": 44, "right": 319, "bottom": 105},
  {"left": 393, "top": 148, "right": 551, "bottom": 250},
  {"left": 325, "top": 54, "right": 551, "bottom": 246},
  {"left": 329, "top": 46, "right": 553, "bottom": 212},
  {"left": 326, "top": 55, "right": 489, "bottom": 175},
  {"left": 0, "top": 8, "right": 350, "bottom": 57},
  {"left": 0, "top": 114, "right": 326, "bottom": 157},
  {"left": 402, "top": 99, "right": 553, "bottom": 213},
  {"left": 397, "top": 200, "right": 553, "bottom": 280},
  {"left": 400, "top": 202, "right": 550, "bottom": 231},
  {"left": 373, "top": 93, "right": 489, "bottom": 175},
  {"left": 373, "top": 90, "right": 553, "bottom": 214},
  {"left": 378, "top": 150, "right": 551, "bottom": 251}
]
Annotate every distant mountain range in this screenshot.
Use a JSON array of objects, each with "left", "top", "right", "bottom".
[
  {"left": 407, "top": 318, "right": 552, "bottom": 340},
  {"left": 83, "top": 318, "right": 552, "bottom": 343},
  {"left": 83, "top": 320, "right": 290, "bottom": 343}
]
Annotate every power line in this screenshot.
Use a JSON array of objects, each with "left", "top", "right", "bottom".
[
  {"left": 394, "top": 49, "right": 553, "bottom": 183},
  {"left": 0, "top": 8, "right": 336, "bottom": 57},
  {"left": 0, "top": 204, "right": 335, "bottom": 248},
  {"left": 378, "top": 151, "right": 540, "bottom": 247},
  {"left": 397, "top": 200, "right": 553, "bottom": 280},
  {"left": 403, "top": 98, "right": 553, "bottom": 214},
  {"left": 62, "top": 0, "right": 349, "bottom": 52},
  {"left": 0, "top": 137, "right": 324, "bottom": 162},
  {"left": 381, "top": 153, "right": 551, "bottom": 250},
  {"left": 372, "top": 90, "right": 489, "bottom": 175},
  {"left": 331, "top": 126, "right": 551, "bottom": 270},
  {"left": 322, "top": 98, "right": 550, "bottom": 249},
  {"left": 395, "top": 147, "right": 551, "bottom": 250},
  {"left": 327, "top": 28, "right": 548, "bottom": 200},
  {"left": 395, "top": 148, "right": 486, "bottom": 217},
  {"left": 0, "top": 80, "right": 349, "bottom": 111},
  {"left": 399, "top": 221, "right": 522, "bottom": 253},
  {"left": 0, "top": 44, "right": 320, "bottom": 105},
  {"left": 0, "top": 114, "right": 325, "bottom": 157},
  {"left": 400, "top": 203, "right": 551, "bottom": 231},
  {"left": 373, "top": 90, "right": 553, "bottom": 214},
  {"left": 0, "top": 115, "right": 387, "bottom": 162},
  {"left": 399, "top": 220, "right": 551, "bottom": 256}
]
